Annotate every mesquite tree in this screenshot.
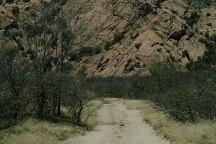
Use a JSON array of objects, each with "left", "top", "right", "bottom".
[
  {"left": 20, "top": 0, "right": 75, "bottom": 118},
  {"left": 1, "top": 0, "right": 75, "bottom": 119},
  {"left": 0, "top": 0, "right": 97, "bottom": 129}
]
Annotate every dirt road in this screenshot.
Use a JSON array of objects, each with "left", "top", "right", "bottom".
[{"left": 65, "top": 100, "right": 169, "bottom": 144}]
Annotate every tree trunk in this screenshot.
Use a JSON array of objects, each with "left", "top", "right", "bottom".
[
  {"left": 52, "top": 96, "right": 57, "bottom": 116},
  {"left": 57, "top": 97, "right": 61, "bottom": 116},
  {"left": 38, "top": 85, "right": 46, "bottom": 118},
  {"left": 77, "top": 102, "right": 83, "bottom": 126},
  {"left": 188, "top": 106, "right": 195, "bottom": 122}
]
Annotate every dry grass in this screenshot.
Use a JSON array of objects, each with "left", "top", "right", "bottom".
[
  {"left": 102, "top": 98, "right": 120, "bottom": 104},
  {"left": 0, "top": 100, "right": 103, "bottom": 144},
  {"left": 124, "top": 99, "right": 216, "bottom": 144},
  {"left": 0, "top": 119, "right": 84, "bottom": 144},
  {"left": 81, "top": 100, "right": 103, "bottom": 130}
]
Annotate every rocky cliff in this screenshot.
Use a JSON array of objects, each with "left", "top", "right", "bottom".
[
  {"left": 1, "top": 0, "right": 216, "bottom": 77},
  {"left": 67, "top": 0, "right": 215, "bottom": 76}
]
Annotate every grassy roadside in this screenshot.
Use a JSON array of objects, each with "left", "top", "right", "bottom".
[
  {"left": 0, "top": 100, "right": 102, "bottom": 144},
  {"left": 124, "top": 99, "right": 216, "bottom": 144},
  {"left": 81, "top": 100, "right": 103, "bottom": 130}
]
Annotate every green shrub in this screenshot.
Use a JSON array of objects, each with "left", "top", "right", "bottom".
[
  {"left": 79, "top": 46, "right": 102, "bottom": 57},
  {"left": 187, "top": 34, "right": 216, "bottom": 70},
  {"left": 191, "top": 0, "right": 216, "bottom": 9},
  {"left": 104, "top": 32, "right": 125, "bottom": 51},
  {"left": 137, "top": 3, "right": 153, "bottom": 18},
  {"left": 185, "top": 11, "right": 200, "bottom": 27},
  {"left": 87, "top": 64, "right": 216, "bottom": 122}
]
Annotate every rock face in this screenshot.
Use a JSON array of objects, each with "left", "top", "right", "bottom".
[
  {"left": 1, "top": 0, "right": 215, "bottom": 77},
  {"left": 68, "top": 0, "right": 213, "bottom": 77}
]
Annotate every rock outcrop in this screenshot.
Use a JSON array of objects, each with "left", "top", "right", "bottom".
[
  {"left": 65, "top": 0, "right": 212, "bottom": 76},
  {"left": 1, "top": 0, "right": 215, "bottom": 77}
]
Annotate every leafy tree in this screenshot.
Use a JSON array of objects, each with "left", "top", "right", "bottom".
[
  {"left": 0, "top": 37, "right": 31, "bottom": 128},
  {"left": 187, "top": 34, "right": 216, "bottom": 70},
  {"left": 63, "top": 74, "right": 94, "bottom": 126},
  {"left": 19, "top": 0, "right": 75, "bottom": 118},
  {"left": 1, "top": 0, "right": 76, "bottom": 121}
]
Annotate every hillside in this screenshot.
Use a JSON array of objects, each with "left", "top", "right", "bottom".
[
  {"left": 1, "top": 0, "right": 216, "bottom": 76},
  {"left": 65, "top": 0, "right": 215, "bottom": 76}
]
